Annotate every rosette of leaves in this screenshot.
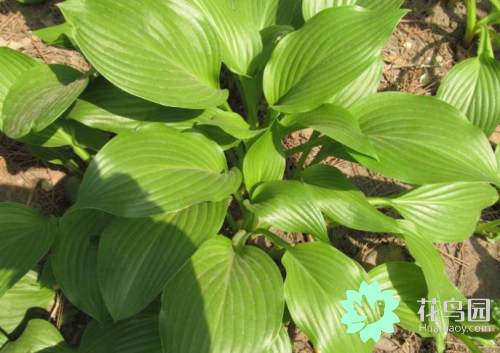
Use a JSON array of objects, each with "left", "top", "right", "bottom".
[{"left": 0, "top": 1, "right": 499, "bottom": 353}]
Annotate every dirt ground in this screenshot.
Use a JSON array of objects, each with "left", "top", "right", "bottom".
[{"left": 0, "top": 0, "right": 499, "bottom": 352}]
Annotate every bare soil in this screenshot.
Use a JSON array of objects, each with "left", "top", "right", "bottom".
[{"left": 0, "top": 1, "right": 498, "bottom": 352}]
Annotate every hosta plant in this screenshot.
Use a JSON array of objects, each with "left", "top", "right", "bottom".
[{"left": 0, "top": 1, "right": 499, "bottom": 353}]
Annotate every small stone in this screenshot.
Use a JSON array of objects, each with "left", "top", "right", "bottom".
[
  {"left": 436, "top": 55, "right": 443, "bottom": 63},
  {"left": 403, "top": 41, "right": 413, "bottom": 49},
  {"left": 420, "top": 72, "right": 431, "bottom": 86}
]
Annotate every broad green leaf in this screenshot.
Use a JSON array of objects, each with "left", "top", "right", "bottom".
[
  {"left": 243, "top": 124, "right": 285, "bottom": 193},
  {"left": 51, "top": 210, "right": 110, "bottom": 321},
  {"left": 60, "top": 0, "right": 227, "bottom": 109},
  {"left": 302, "top": 0, "right": 357, "bottom": 21},
  {"left": 160, "top": 236, "right": 284, "bottom": 353},
  {"left": 19, "top": 122, "right": 73, "bottom": 148},
  {"left": 329, "top": 58, "right": 383, "bottom": 108},
  {"left": 0, "top": 203, "right": 57, "bottom": 297},
  {"left": 265, "top": 327, "right": 292, "bottom": 353},
  {"left": 282, "top": 242, "right": 377, "bottom": 353},
  {"left": 192, "top": 0, "right": 280, "bottom": 75},
  {"left": 356, "top": 0, "right": 404, "bottom": 11},
  {"left": 368, "top": 262, "right": 429, "bottom": 335},
  {"left": 0, "top": 271, "right": 54, "bottom": 335},
  {"left": 400, "top": 224, "right": 465, "bottom": 350},
  {"left": 33, "top": 23, "right": 75, "bottom": 49},
  {"left": 437, "top": 56, "right": 500, "bottom": 136},
  {"left": 263, "top": 6, "right": 404, "bottom": 113},
  {"left": 2, "top": 64, "right": 88, "bottom": 138},
  {"left": 0, "top": 48, "right": 38, "bottom": 128},
  {"left": 384, "top": 183, "right": 498, "bottom": 242},
  {"left": 97, "top": 201, "right": 227, "bottom": 321},
  {"left": 247, "top": 181, "right": 328, "bottom": 242},
  {"left": 75, "top": 126, "right": 241, "bottom": 218},
  {"left": 79, "top": 315, "right": 161, "bottom": 353},
  {"left": 197, "top": 110, "right": 263, "bottom": 140},
  {"left": 350, "top": 93, "right": 499, "bottom": 185},
  {"left": 66, "top": 78, "right": 216, "bottom": 134},
  {"left": 282, "top": 104, "right": 377, "bottom": 158},
  {"left": 0, "top": 319, "right": 65, "bottom": 353},
  {"left": 300, "top": 165, "right": 399, "bottom": 233},
  {"left": 0, "top": 333, "right": 7, "bottom": 348}
]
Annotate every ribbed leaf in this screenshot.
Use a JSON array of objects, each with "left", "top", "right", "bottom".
[
  {"left": 191, "top": 0, "right": 279, "bottom": 75},
  {"left": 51, "top": 210, "right": 110, "bottom": 321},
  {"left": 437, "top": 56, "right": 500, "bottom": 136},
  {"left": 2, "top": 64, "right": 88, "bottom": 138},
  {"left": 350, "top": 93, "right": 499, "bottom": 184},
  {"left": 0, "top": 320, "right": 65, "bottom": 353},
  {"left": 247, "top": 181, "right": 328, "bottom": 242},
  {"left": 265, "top": 327, "right": 292, "bottom": 353},
  {"left": 385, "top": 183, "right": 498, "bottom": 242},
  {"left": 243, "top": 124, "right": 285, "bottom": 193},
  {"left": 197, "top": 110, "right": 263, "bottom": 140},
  {"left": 263, "top": 6, "right": 404, "bottom": 113},
  {"left": 302, "top": 0, "right": 357, "bottom": 21},
  {"left": 356, "top": 0, "right": 404, "bottom": 11},
  {"left": 33, "top": 23, "right": 75, "bottom": 49},
  {"left": 0, "top": 333, "right": 7, "bottom": 348},
  {"left": 0, "top": 271, "right": 54, "bottom": 335},
  {"left": 282, "top": 104, "right": 377, "bottom": 158},
  {"left": 0, "top": 203, "right": 57, "bottom": 297},
  {"left": 0, "top": 48, "right": 38, "bottom": 127},
  {"left": 300, "top": 165, "right": 399, "bottom": 233},
  {"left": 329, "top": 58, "right": 383, "bottom": 108},
  {"left": 60, "top": 0, "right": 227, "bottom": 109},
  {"left": 19, "top": 122, "right": 74, "bottom": 148},
  {"left": 66, "top": 78, "right": 215, "bottom": 134},
  {"left": 97, "top": 201, "right": 227, "bottom": 321},
  {"left": 160, "top": 236, "right": 284, "bottom": 353},
  {"left": 79, "top": 315, "right": 161, "bottom": 353},
  {"left": 401, "top": 224, "right": 465, "bottom": 350},
  {"left": 282, "top": 242, "right": 377, "bottom": 353},
  {"left": 75, "top": 126, "right": 241, "bottom": 218},
  {"left": 368, "top": 262, "right": 428, "bottom": 335}
]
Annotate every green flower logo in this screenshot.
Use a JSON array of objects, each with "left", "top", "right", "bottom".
[{"left": 340, "top": 280, "right": 400, "bottom": 343}]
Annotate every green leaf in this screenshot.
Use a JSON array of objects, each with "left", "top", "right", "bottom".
[
  {"left": 0, "top": 48, "right": 38, "bottom": 128},
  {"left": 243, "top": 124, "right": 285, "bottom": 193},
  {"left": 356, "top": 0, "right": 404, "bottom": 11},
  {"left": 97, "top": 201, "right": 227, "bottom": 321},
  {"left": 0, "top": 320, "right": 65, "bottom": 353},
  {"left": 300, "top": 164, "right": 399, "bottom": 233},
  {"left": 19, "top": 122, "right": 74, "bottom": 148},
  {"left": 59, "top": 0, "right": 227, "bottom": 109},
  {"left": 66, "top": 78, "right": 215, "bottom": 134},
  {"left": 437, "top": 56, "right": 500, "bottom": 136},
  {"left": 75, "top": 126, "right": 241, "bottom": 218},
  {"left": 51, "top": 209, "right": 110, "bottom": 321},
  {"left": 160, "top": 236, "right": 284, "bottom": 353},
  {"left": 302, "top": 0, "right": 357, "bottom": 21},
  {"left": 0, "top": 271, "right": 55, "bottom": 335},
  {"left": 247, "top": 181, "right": 328, "bottom": 242},
  {"left": 33, "top": 23, "right": 75, "bottom": 49},
  {"left": 196, "top": 110, "right": 263, "bottom": 140},
  {"left": 400, "top": 224, "right": 465, "bottom": 350},
  {"left": 263, "top": 6, "right": 404, "bottom": 113},
  {"left": 265, "top": 327, "right": 292, "bottom": 353},
  {"left": 192, "top": 0, "right": 280, "bottom": 75},
  {"left": 329, "top": 58, "right": 383, "bottom": 108},
  {"left": 2, "top": 64, "right": 88, "bottom": 138},
  {"left": 282, "top": 242, "right": 375, "bottom": 353},
  {"left": 79, "top": 315, "right": 161, "bottom": 353},
  {"left": 0, "top": 203, "right": 57, "bottom": 297},
  {"left": 0, "top": 333, "right": 7, "bottom": 348},
  {"left": 350, "top": 92, "right": 499, "bottom": 184},
  {"left": 282, "top": 104, "right": 377, "bottom": 158},
  {"left": 384, "top": 183, "right": 498, "bottom": 242},
  {"left": 368, "top": 262, "right": 428, "bottom": 335}
]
